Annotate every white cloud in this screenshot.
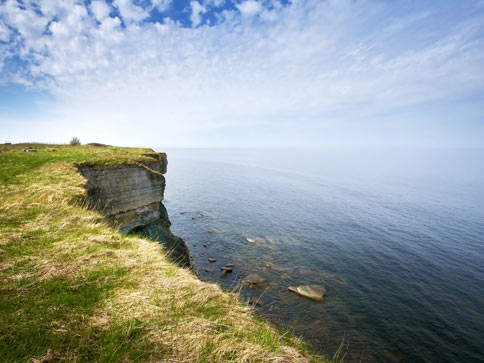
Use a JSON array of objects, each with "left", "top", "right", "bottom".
[
  {"left": 0, "top": 1, "right": 483, "bottom": 147},
  {"left": 152, "top": 0, "right": 172, "bottom": 12},
  {"left": 91, "top": 1, "right": 111, "bottom": 22},
  {"left": 113, "top": 0, "right": 149, "bottom": 23},
  {"left": 0, "top": 22, "right": 10, "bottom": 42},
  {"left": 236, "top": 1, "right": 262, "bottom": 16},
  {"left": 190, "top": 1, "right": 206, "bottom": 27},
  {"left": 1, "top": 0, "right": 48, "bottom": 49}
]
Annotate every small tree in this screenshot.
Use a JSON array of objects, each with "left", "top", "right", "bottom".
[{"left": 70, "top": 137, "right": 81, "bottom": 146}]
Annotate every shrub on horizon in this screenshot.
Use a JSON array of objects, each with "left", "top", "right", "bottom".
[{"left": 70, "top": 137, "right": 81, "bottom": 146}]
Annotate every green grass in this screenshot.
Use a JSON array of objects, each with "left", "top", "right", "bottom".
[
  {"left": 0, "top": 267, "right": 128, "bottom": 362},
  {"left": 0, "top": 143, "right": 327, "bottom": 362},
  {"left": 93, "top": 318, "right": 152, "bottom": 362},
  {"left": 0, "top": 143, "right": 161, "bottom": 185}
]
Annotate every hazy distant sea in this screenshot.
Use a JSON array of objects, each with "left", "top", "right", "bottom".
[{"left": 155, "top": 147, "right": 484, "bottom": 362}]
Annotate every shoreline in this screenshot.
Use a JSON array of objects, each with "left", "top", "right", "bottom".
[{"left": 0, "top": 143, "right": 327, "bottom": 362}]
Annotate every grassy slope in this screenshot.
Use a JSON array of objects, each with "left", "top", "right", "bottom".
[{"left": 0, "top": 144, "right": 326, "bottom": 362}]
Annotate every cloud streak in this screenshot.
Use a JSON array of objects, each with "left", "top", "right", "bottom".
[{"left": 0, "top": 0, "right": 483, "bottom": 147}]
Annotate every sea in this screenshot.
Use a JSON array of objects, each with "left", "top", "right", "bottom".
[{"left": 154, "top": 147, "right": 484, "bottom": 363}]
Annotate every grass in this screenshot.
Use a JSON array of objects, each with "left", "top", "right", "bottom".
[
  {"left": 0, "top": 143, "right": 163, "bottom": 185},
  {"left": 0, "top": 143, "right": 327, "bottom": 362}
]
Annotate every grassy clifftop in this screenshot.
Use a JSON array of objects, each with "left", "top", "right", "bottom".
[{"left": 0, "top": 144, "right": 325, "bottom": 362}]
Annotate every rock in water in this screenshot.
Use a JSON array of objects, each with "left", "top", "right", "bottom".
[
  {"left": 242, "top": 274, "right": 266, "bottom": 285},
  {"left": 246, "top": 237, "right": 265, "bottom": 245},
  {"left": 288, "top": 285, "right": 326, "bottom": 302},
  {"left": 208, "top": 257, "right": 216, "bottom": 263}
]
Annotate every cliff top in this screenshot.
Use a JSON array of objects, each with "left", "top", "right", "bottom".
[
  {"left": 1, "top": 143, "right": 166, "bottom": 185},
  {"left": 0, "top": 144, "right": 325, "bottom": 362}
]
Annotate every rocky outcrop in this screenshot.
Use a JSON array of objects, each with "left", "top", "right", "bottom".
[{"left": 78, "top": 153, "right": 190, "bottom": 267}]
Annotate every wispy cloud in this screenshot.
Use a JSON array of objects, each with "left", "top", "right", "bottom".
[{"left": 0, "top": 0, "right": 483, "bottom": 147}]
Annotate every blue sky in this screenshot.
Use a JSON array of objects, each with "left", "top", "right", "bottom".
[{"left": 1, "top": 0, "right": 483, "bottom": 147}]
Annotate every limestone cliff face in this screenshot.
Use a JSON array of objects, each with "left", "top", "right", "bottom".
[{"left": 78, "top": 153, "right": 190, "bottom": 267}]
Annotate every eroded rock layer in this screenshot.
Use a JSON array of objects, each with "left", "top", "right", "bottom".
[{"left": 78, "top": 153, "right": 190, "bottom": 267}]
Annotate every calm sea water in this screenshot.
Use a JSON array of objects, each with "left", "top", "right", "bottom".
[{"left": 155, "top": 147, "right": 484, "bottom": 362}]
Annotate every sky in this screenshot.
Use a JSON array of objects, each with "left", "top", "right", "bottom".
[{"left": 0, "top": 0, "right": 483, "bottom": 148}]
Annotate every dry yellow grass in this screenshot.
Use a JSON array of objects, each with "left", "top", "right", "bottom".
[{"left": 0, "top": 144, "right": 327, "bottom": 362}]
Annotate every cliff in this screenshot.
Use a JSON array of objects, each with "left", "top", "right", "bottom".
[
  {"left": 0, "top": 143, "right": 322, "bottom": 362},
  {"left": 78, "top": 153, "right": 190, "bottom": 267}
]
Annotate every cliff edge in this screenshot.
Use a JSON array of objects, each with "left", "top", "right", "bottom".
[
  {"left": 0, "top": 143, "right": 323, "bottom": 362},
  {"left": 78, "top": 153, "right": 190, "bottom": 267}
]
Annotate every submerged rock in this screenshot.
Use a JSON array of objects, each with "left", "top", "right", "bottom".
[
  {"left": 321, "top": 273, "right": 348, "bottom": 287},
  {"left": 266, "top": 236, "right": 279, "bottom": 244},
  {"left": 246, "top": 237, "right": 265, "bottom": 245},
  {"left": 242, "top": 274, "right": 266, "bottom": 286},
  {"left": 288, "top": 285, "right": 326, "bottom": 302},
  {"left": 251, "top": 296, "right": 264, "bottom": 306},
  {"left": 269, "top": 263, "right": 286, "bottom": 272},
  {"left": 209, "top": 229, "right": 222, "bottom": 234},
  {"left": 297, "top": 269, "right": 312, "bottom": 275},
  {"left": 244, "top": 274, "right": 266, "bottom": 284}
]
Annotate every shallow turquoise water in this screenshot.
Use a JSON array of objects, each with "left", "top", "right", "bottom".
[{"left": 156, "top": 148, "right": 484, "bottom": 362}]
